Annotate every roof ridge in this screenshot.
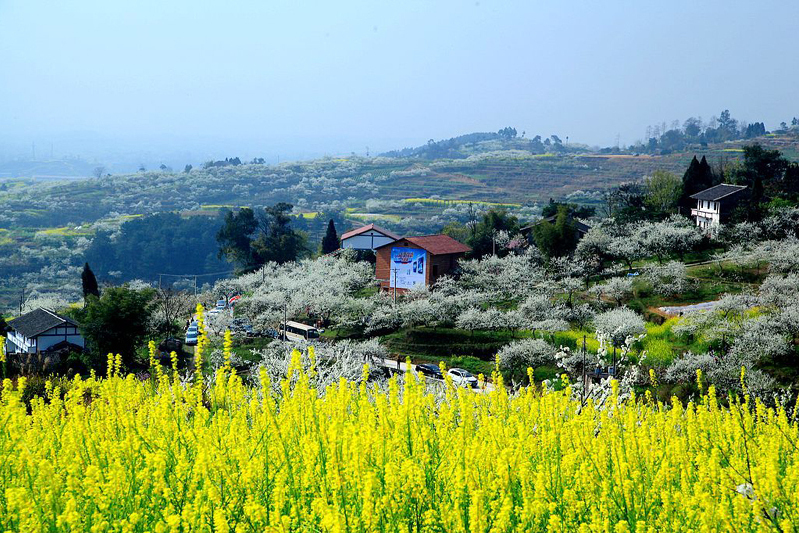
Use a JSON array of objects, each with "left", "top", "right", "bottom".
[{"left": 42, "top": 308, "right": 61, "bottom": 319}]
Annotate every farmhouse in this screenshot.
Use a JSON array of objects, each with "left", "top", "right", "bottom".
[
  {"left": 375, "top": 235, "right": 471, "bottom": 293},
  {"left": 5, "top": 308, "right": 84, "bottom": 354},
  {"left": 690, "top": 184, "right": 748, "bottom": 228},
  {"left": 340, "top": 223, "right": 400, "bottom": 251}
]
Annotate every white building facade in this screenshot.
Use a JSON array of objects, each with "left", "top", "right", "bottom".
[
  {"left": 5, "top": 308, "right": 84, "bottom": 354},
  {"left": 690, "top": 184, "right": 747, "bottom": 229},
  {"left": 340, "top": 223, "right": 400, "bottom": 251}
]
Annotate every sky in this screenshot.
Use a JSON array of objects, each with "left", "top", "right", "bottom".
[{"left": 0, "top": 0, "right": 797, "bottom": 167}]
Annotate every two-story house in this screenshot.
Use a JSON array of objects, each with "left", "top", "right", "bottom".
[
  {"left": 690, "top": 184, "right": 748, "bottom": 229},
  {"left": 5, "top": 308, "right": 84, "bottom": 354}
]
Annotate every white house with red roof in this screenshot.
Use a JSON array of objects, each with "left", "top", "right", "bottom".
[{"left": 340, "top": 223, "right": 400, "bottom": 251}]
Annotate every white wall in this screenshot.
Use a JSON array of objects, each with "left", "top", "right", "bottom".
[
  {"left": 5, "top": 325, "right": 84, "bottom": 354},
  {"left": 341, "top": 231, "right": 396, "bottom": 250}
]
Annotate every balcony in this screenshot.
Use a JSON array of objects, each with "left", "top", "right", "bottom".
[{"left": 692, "top": 207, "right": 719, "bottom": 218}]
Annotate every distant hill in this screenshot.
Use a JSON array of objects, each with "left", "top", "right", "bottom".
[
  {"left": 380, "top": 130, "right": 586, "bottom": 160},
  {"left": 0, "top": 158, "right": 98, "bottom": 179}
]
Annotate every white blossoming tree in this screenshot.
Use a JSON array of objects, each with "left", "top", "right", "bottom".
[
  {"left": 592, "top": 307, "right": 646, "bottom": 347},
  {"left": 498, "top": 338, "right": 556, "bottom": 384},
  {"left": 645, "top": 261, "right": 692, "bottom": 297}
]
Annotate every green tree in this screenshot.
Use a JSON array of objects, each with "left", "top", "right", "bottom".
[
  {"left": 467, "top": 209, "right": 520, "bottom": 258},
  {"left": 679, "top": 155, "right": 715, "bottom": 215},
  {"left": 81, "top": 262, "right": 100, "bottom": 304},
  {"left": 644, "top": 170, "right": 682, "bottom": 215},
  {"left": 321, "top": 219, "right": 339, "bottom": 254},
  {"left": 533, "top": 205, "right": 578, "bottom": 258},
  {"left": 441, "top": 221, "right": 470, "bottom": 244},
  {"left": 730, "top": 145, "right": 798, "bottom": 221},
  {"left": 217, "top": 208, "right": 259, "bottom": 271},
  {"left": 541, "top": 199, "right": 595, "bottom": 219},
  {"left": 76, "top": 286, "right": 156, "bottom": 371},
  {"left": 252, "top": 203, "right": 308, "bottom": 264},
  {"left": 604, "top": 183, "right": 649, "bottom": 223}
]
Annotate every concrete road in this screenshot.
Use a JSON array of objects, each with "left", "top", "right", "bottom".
[{"left": 379, "top": 358, "right": 496, "bottom": 392}]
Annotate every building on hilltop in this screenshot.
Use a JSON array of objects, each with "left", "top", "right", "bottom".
[
  {"left": 690, "top": 184, "right": 748, "bottom": 229},
  {"left": 340, "top": 223, "right": 400, "bottom": 251},
  {"left": 5, "top": 308, "right": 84, "bottom": 354},
  {"left": 375, "top": 235, "right": 471, "bottom": 294}
]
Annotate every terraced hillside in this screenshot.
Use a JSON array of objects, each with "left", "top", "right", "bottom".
[
  {"left": 2, "top": 133, "right": 795, "bottom": 231},
  {"left": 0, "top": 132, "right": 795, "bottom": 311}
]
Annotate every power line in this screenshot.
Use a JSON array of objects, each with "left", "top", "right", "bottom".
[{"left": 156, "top": 269, "right": 236, "bottom": 278}]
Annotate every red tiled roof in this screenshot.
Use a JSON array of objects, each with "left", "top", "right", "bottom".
[
  {"left": 377, "top": 234, "right": 471, "bottom": 255},
  {"left": 340, "top": 223, "right": 401, "bottom": 241}
]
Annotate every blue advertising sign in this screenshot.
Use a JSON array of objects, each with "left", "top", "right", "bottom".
[{"left": 390, "top": 247, "right": 426, "bottom": 289}]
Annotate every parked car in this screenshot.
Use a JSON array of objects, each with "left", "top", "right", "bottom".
[
  {"left": 414, "top": 364, "right": 443, "bottom": 380},
  {"left": 185, "top": 330, "right": 198, "bottom": 346},
  {"left": 216, "top": 299, "right": 227, "bottom": 310},
  {"left": 448, "top": 368, "right": 478, "bottom": 388}
]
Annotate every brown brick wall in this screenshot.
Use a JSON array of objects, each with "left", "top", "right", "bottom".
[{"left": 375, "top": 239, "right": 465, "bottom": 293}]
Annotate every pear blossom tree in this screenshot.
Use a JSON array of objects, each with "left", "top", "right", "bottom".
[
  {"left": 251, "top": 339, "right": 388, "bottom": 396},
  {"left": 592, "top": 307, "right": 646, "bottom": 347},
  {"left": 518, "top": 294, "right": 570, "bottom": 336},
  {"left": 645, "top": 261, "right": 692, "bottom": 296},
  {"left": 555, "top": 332, "right": 648, "bottom": 406},
  {"left": 498, "top": 338, "right": 556, "bottom": 384},
  {"left": 636, "top": 215, "right": 702, "bottom": 263},
  {"left": 595, "top": 276, "right": 634, "bottom": 306}
]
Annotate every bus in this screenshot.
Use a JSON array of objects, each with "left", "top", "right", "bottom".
[{"left": 279, "top": 321, "right": 321, "bottom": 342}]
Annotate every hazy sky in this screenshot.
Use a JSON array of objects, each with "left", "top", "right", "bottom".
[{"left": 0, "top": 0, "right": 797, "bottom": 163}]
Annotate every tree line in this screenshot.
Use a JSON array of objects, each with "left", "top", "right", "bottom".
[{"left": 628, "top": 110, "right": 798, "bottom": 154}]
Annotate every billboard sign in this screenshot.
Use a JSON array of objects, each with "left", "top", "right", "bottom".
[{"left": 390, "top": 247, "right": 426, "bottom": 289}]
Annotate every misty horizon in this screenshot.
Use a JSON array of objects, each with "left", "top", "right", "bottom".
[{"left": 1, "top": 0, "right": 797, "bottom": 169}]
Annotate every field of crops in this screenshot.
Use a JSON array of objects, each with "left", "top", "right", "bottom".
[{"left": 0, "top": 342, "right": 796, "bottom": 531}]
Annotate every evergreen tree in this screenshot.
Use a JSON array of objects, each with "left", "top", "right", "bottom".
[
  {"left": 252, "top": 203, "right": 307, "bottom": 264},
  {"left": 321, "top": 219, "right": 339, "bottom": 254},
  {"left": 81, "top": 262, "right": 100, "bottom": 303},
  {"left": 533, "top": 205, "right": 578, "bottom": 258},
  {"left": 679, "top": 156, "right": 715, "bottom": 215},
  {"left": 698, "top": 156, "right": 715, "bottom": 187}
]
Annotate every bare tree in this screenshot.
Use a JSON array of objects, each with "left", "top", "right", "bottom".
[
  {"left": 92, "top": 166, "right": 106, "bottom": 179},
  {"left": 153, "top": 288, "right": 194, "bottom": 337}
]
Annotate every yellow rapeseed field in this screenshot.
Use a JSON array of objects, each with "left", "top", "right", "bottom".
[{"left": 0, "top": 314, "right": 796, "bottom": 532}]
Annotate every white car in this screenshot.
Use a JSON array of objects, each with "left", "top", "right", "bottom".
[
  {"left": 448, "top": 368, "right": 478, "bottom": 388},
  {"left": 185, "top": 328, "right": 198, "bottom": 346}
]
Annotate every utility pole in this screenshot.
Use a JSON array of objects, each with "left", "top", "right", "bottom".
[
  {"left": 283, "top": 303, "right": 287, "bottom": 341},
  {"left": 391, "top": 268, "right": 398, "bottom": 304},
  {"left": 194, "top": 276, "right": 197, "bottom": 298},
  {"left": 159, "top": 274, "right": 162, "bottom": 290},
  {"left": 19, "top": 286, "right": 25, "bottom": 315},
  {"left": 492, "top": 231, "right": 496, "bottom": 256},
  {"left": 611, "top": 346, "right": 617, "bottom": 376},
  {"left": 581, "top": 335, "right": 587, "bottom": 405}
]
